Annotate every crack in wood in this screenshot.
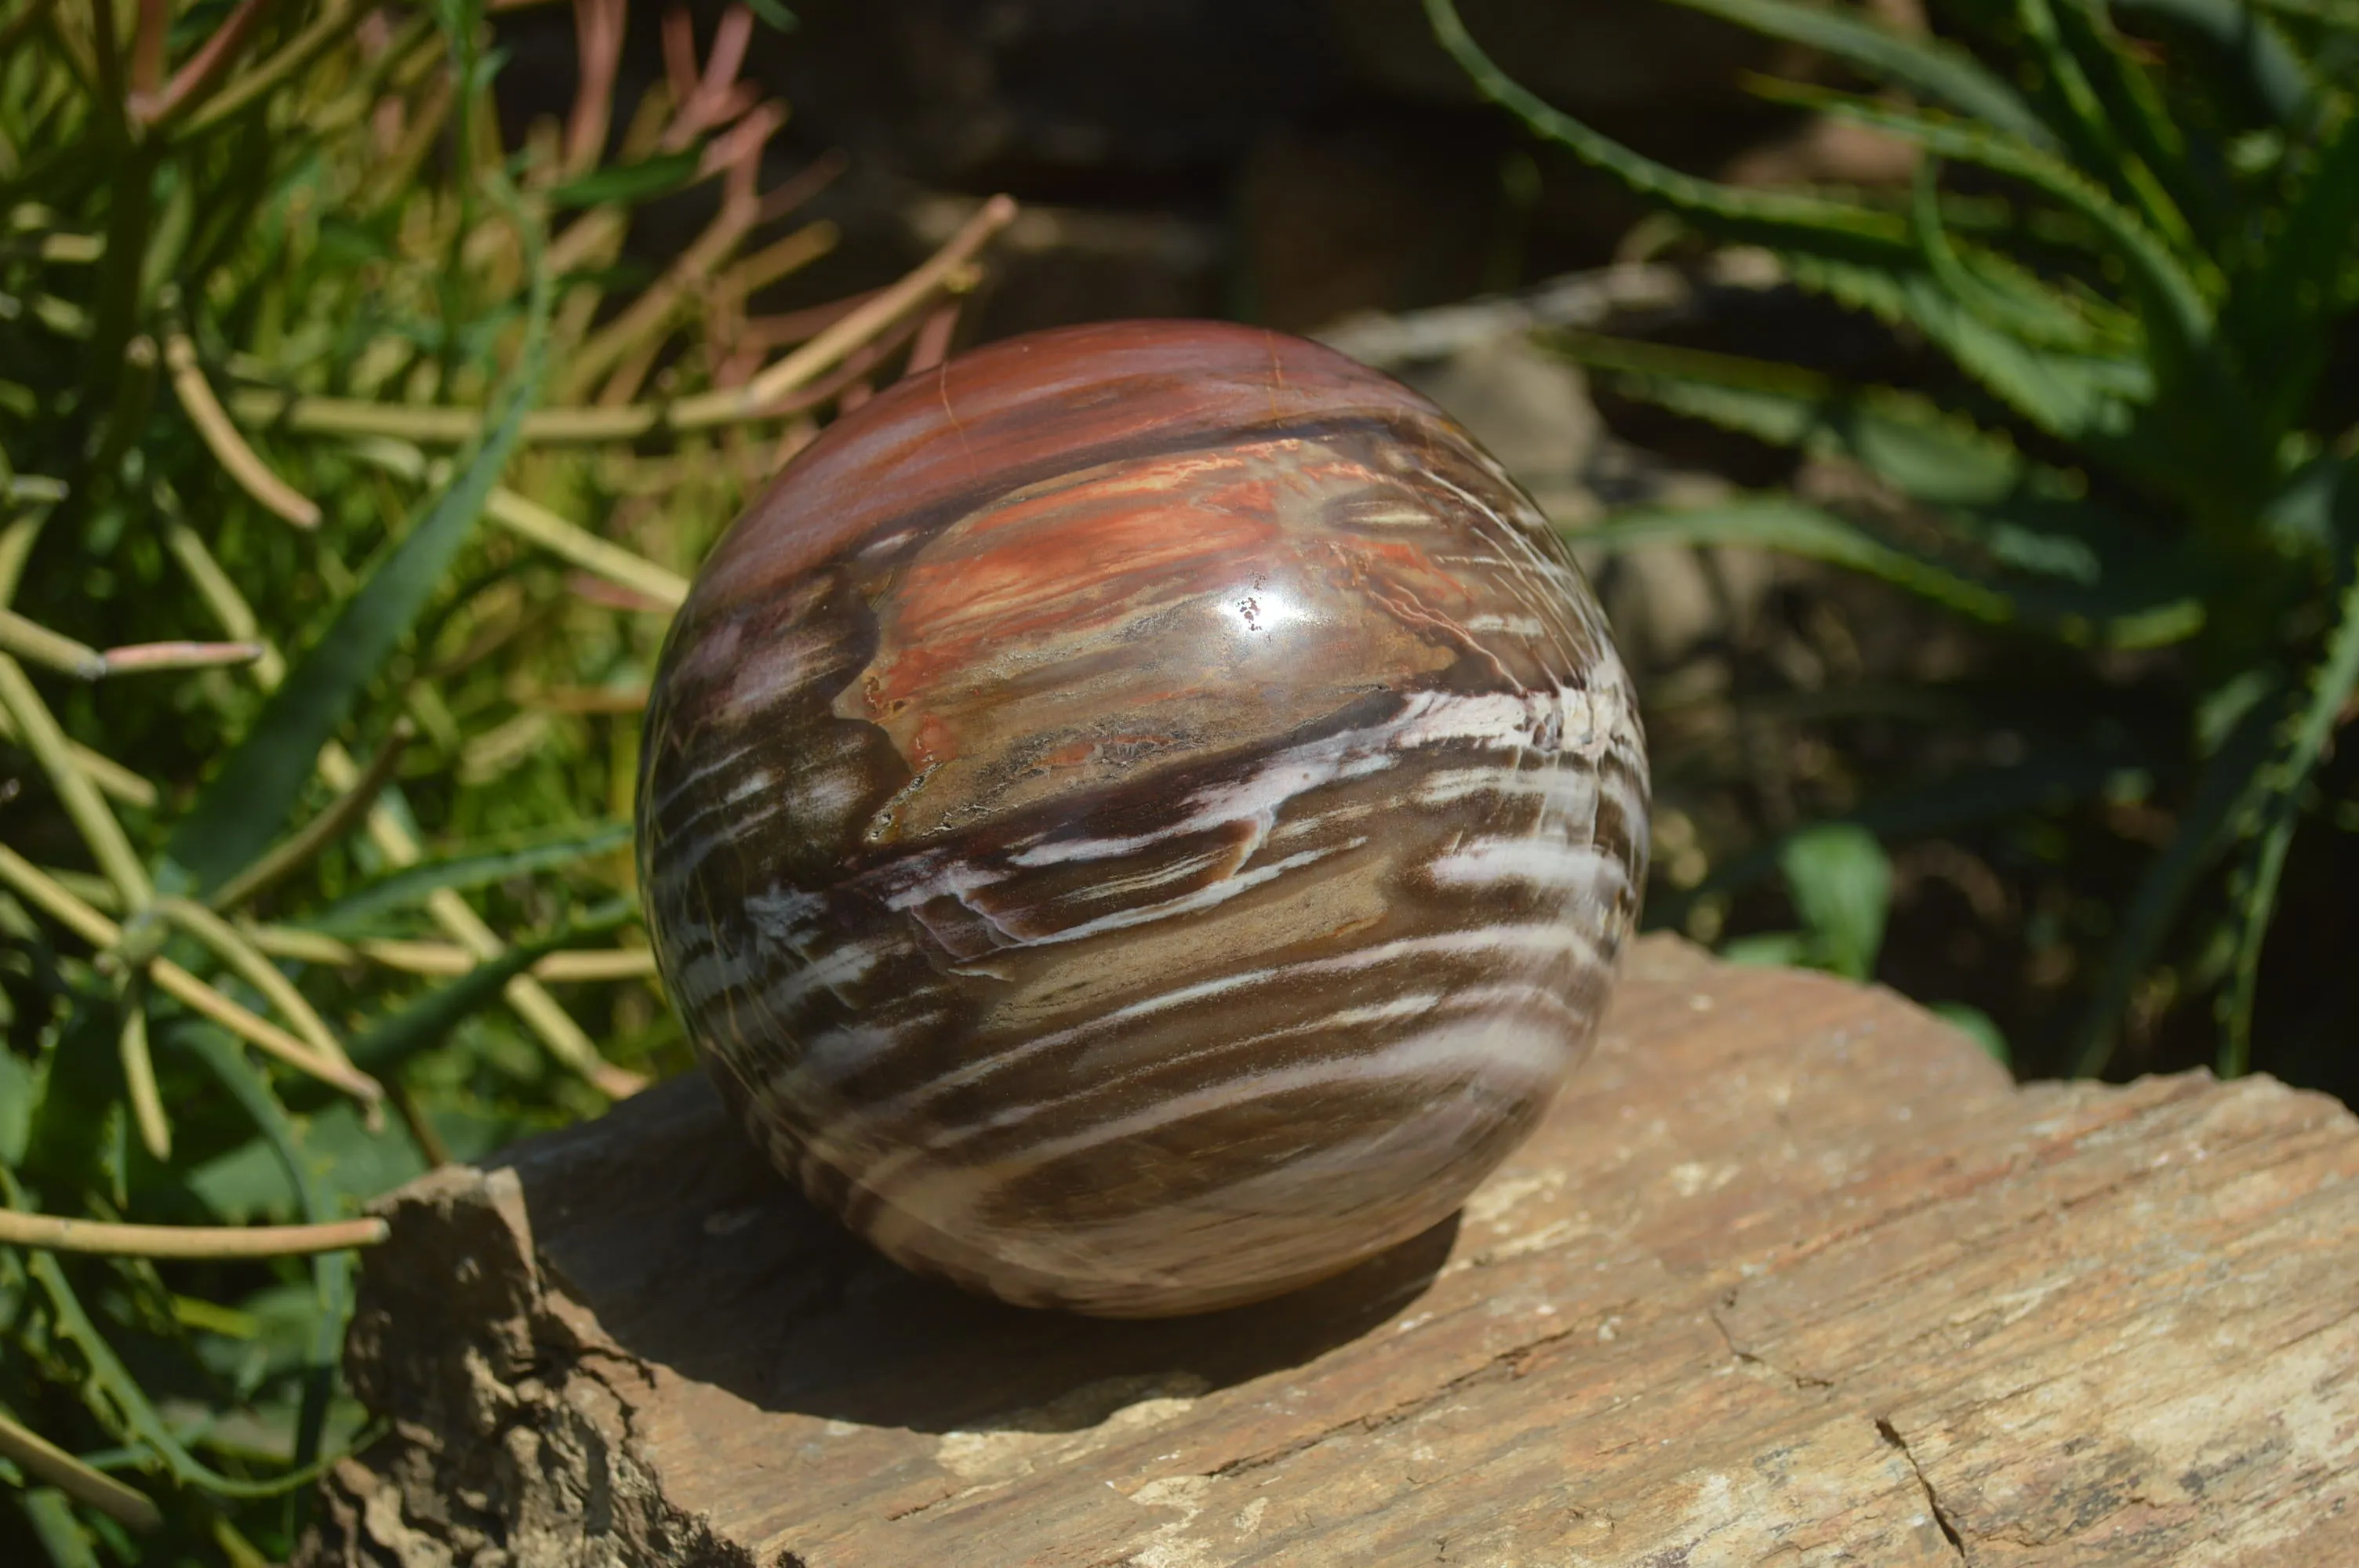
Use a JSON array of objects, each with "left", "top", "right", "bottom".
[
  {"left": 1878, "top": 1417, "right": 1968, "bottom": 1564},
  {"left": 1707, "top": 1291, "right": 1830, "bottom": 1392}
]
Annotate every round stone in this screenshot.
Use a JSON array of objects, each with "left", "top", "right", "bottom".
[{"left": 637, "top": 320, "right": 1649, "bottom": 1316}]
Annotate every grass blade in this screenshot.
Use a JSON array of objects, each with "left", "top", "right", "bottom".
[
  {"left": 2046, "top": 0, "right": 2221, "bottom": 245},
  {"left": 1554, "top": 327, "right": 2194, "bottom": 620},
  {"left": 1805, "top": 93, "right": 2218, "bottom": 355},
  {"left": 1562, "top": 355, "right": 2200, "bottom": 645},
  {"left": 2066, "top": 688, "right": 2284, "bottom": 1076},
  {"left": 1570, "top": 495, "right": 1991, "bottom": 622},
  {"left": 18, "top": 1486, "right": 107, "bottom": 1568},
  {"left": 1803, "top": 91, "right": 2280, "bottom": 510},
  {"left": 277, "top": 899, "right": 638, "bottom": 1118},
  {"left": 0, "top": 655, "right": 154, "bottom": 906},
  {"left": 343, "top": 903, "right": 631, "bottom": 1081},
  {"left": 546, "top": 148, "right": 701, "bottom": 209},
  {"left": 1555, "top": 329, "right": 2083, "bottom": 506},
  {"left": 1778, "top": 250, "right": 2155, "bottom": 447},
  {"left": 301, "top": 818, "right": 631, "bottom": 935},
  {"left": 176, "top": 1027, "right": 358, "bottom": 1473},
  {"left": 1910, "top": 160, "right": 2123, "bottom": 352},
  {"left": 2236, "top": 93, "right": 2359, "bottom": 430},
  {"left": 2015, "top": 0, "right": 2200, "bottom": 254},
  {"left": 154, "top": 895, "right": 351, "bottom": 1068},
  {"left": 1422, "top": 0, "right": 1918, "bottom": 264},
  {"left": 1661, "top": 0, "right": 2059, "bottom": 150},
  {"left": 2119, "top": 0, "right": 2321, "bottom": 130},
  {"left": 2218, "top": 554, "right": 2359, "bottom": 1073},
  {"left": 2251, "top": 0, "right": 2359, "bottom": 27}
]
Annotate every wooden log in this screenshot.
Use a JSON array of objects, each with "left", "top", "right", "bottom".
[{"left": 300, "top": 937, "right": 2359, "bottom": 1566}]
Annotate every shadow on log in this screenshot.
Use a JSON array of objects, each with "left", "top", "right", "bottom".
[{"left": 301, "top": 937, "right": 2359, "bottom": 1566}]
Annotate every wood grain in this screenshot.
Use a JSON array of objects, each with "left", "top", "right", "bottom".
[{"left": 302, "top": 936, "right": 2359, "bottom": 1566}]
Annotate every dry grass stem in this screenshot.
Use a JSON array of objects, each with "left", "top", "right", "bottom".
[
  {"left": 184, "top": 0, "right": 360, "bottom": 134},
  {"left": 0, "top": 706, "right": 157, "bottom": 806},
  {"left": 219, "top": 180, "right": 987, "bottom": 449},
  {"left": 129, "top": 0, "right": 168, "bottom": 96},
  {"left": 0, "top": 1208, "right": 391, "bottom": 1258},
  {"left": 905, "top": 301, "right": 961, "bottom": 377},
  {"left": 0, "top": 844, "right": 383, "bottom": 1102},
  {"left": 95, "top": 638, "right": 267, "bottom": 675},
  {"left": 166, "top": 332, "right": 322, "bottom": 528},
  {"left": 0, "top": 844, "right": 114, "bottom": 947},
  {"left": 211, "top": 719, "right": 416, "bottom": 912},
  {"left": 0, "top": 1410, "right": 164, "bottom": 1534},
  {"left": 562, "top": 0, "right": 626, "bottom": 177},
  {"left": 117, "top": 995, "right": 172, "bottom": 1159},
  {"left": 0, "top": 613, "right": 264, "bottom": 681},
  {"left": 242, "top": 922, "right": 656, "bottom": 982},
  {"left": 310, "top": 739, "right": 647, "bottom": 1098},
  {"left": 489, "top": 488, "right": 689, "bottom": 607},
  {"left": 343, "top": 439, "right": 689, "bottom": 604},
  {"left": 227, "top": 390, "right": 656, "bottom": 444},
  {"left": 162, "top": 514, "right": 293, "bottom": 681},
  {"left": 725, "top": 303, "right": 932, "bottom": 420},
  {"left": 0, "top": 515, "right": 161, "bottom": 805},
  {"left": 757, "top": 148, "right": 849, "bottom": 224},
  {"left": 38, "top": 231, "right": 106, "bottom": 262},
  {"left": 6, "top": 511, "right": 62, "bottom": 593},
  {"left": 132, "top": 0, "right": 274, "bottom": 127},
  {"left": 0, "top": 605, "right": 105, "bottom": 677},
  {"left": 718, "top": 220, "right": 838, "bottom": 307},
  {"left": 695, "top": 98, "right": 783, "bottom": 181},
  {"left": 429, "top": 882, "right": 649, "bottom": 1095},
  {"left": 155, "top": 895, "right": 354, "bottom": 1068},
  {"left": 524, "top": 683, "right": 651, "bottom": 713},
  {"left": 148, "top": 956, "right": 380, "bottom": 1099},
  {"left": 562, "top": 191, "right": 761, "bottom": 400},
  {"left": 0, "top": 655, "right": 154, "bottom": 903},
  {"left": 674, "top": 194, "right": 1018, "bottom": 426},
  {"left": 659, "top": 4, "right": 756, "bottom": 152},
  {"left": 386, "top": 1077, "right": 455, "bottom": 1167}
]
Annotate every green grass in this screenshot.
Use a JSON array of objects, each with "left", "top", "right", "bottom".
[
  {"left": 0, "top": 2, "right": 1007, "bottom": 1559},
  {"left": 1432, "top": 0, "right": 2359, "bottom": 1083}
]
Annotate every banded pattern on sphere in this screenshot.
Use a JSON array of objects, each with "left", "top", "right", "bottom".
[{"left": 637, "top": 320, "right": 1649, "bottom": 1317}]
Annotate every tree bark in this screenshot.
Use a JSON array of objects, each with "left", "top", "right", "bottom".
[{"left": 300, "top": 935, "right": 2359, "bottom": 1566}]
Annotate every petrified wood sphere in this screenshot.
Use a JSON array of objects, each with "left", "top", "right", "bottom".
[{"left": 638, "top": 321, "right": 1649, "bottom": 1316}]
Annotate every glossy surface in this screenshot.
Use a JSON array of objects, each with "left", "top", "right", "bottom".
[{"left": 638, "top": 321, "right": 1649, "bottom": 1316}]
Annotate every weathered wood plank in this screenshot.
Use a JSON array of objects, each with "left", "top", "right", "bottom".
[{"left": 300, "top": 936, "right": 2359, "bottom": 1566}]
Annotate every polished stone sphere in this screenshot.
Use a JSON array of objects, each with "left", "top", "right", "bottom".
[{"left": 637, "top": 320, "right": 1649, "bottom": 1316}]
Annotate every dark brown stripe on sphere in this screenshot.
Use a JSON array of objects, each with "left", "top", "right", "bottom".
[{"left": 639, "top": 320, "right": 1649, "bottom": 1316}]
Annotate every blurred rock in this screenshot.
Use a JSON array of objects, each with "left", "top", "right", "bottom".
[
  {"left": 1394, "top": 334, "right": 1600, "bottom": 521},
  {"left": 1718, "top": 114, "right": 1921, "bottom": 189}
]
